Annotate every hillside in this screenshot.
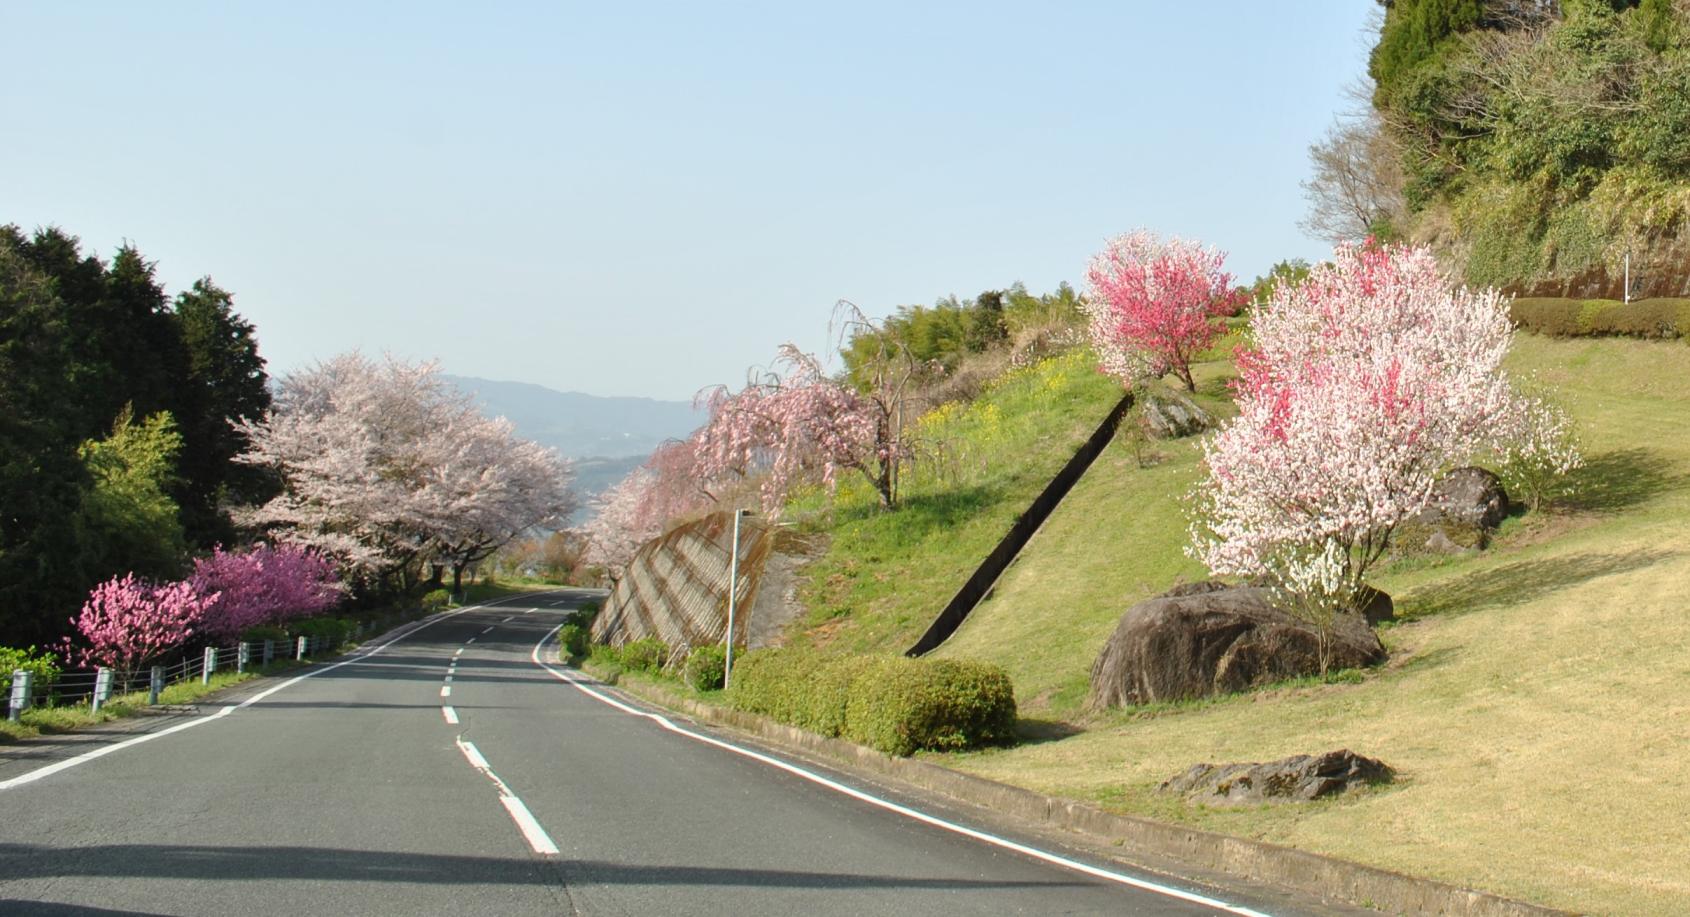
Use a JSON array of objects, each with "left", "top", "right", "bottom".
[
  {"left": 805, "top": 335, "right": 1688, "bottom": 914},
  {"left": 1336, "top": 2, "right": 1690, "bottom": 298},
  {"left": 443, "top": 375, "right": 701, "bottom": 461}
]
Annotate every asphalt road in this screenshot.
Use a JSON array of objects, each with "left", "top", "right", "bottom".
[{"left": 0, "top": 591, "right": 1347, "bottom": 916}]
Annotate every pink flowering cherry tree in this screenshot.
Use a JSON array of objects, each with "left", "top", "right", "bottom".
[
  {"left": 190, "top": 543, "right": 343, "bottom": 640},
  {"left": 1188, "top": 242, "right": 1573, "bottom": 666},
  {"left": 1083, "top": 230, "right": 1244, "bottom": 391},
  {"left": 65, "top": 574, "right": 214, "bottom": 678},
  {"left": 694, "top": 345, "right": 898, "bottom": 514}
]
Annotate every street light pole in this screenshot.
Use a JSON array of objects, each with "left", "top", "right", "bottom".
[
  {"left": 724, "top": 508, "right": 746, "bottom": 688},
  {"left": 1624, "top": 248, "right": 1632, "bottom": 304}
]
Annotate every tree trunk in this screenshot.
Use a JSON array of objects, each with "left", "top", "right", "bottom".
[
  {"left": 451, "top": 563, "right": 465, "bottom": 597},
  {"left": 426, "top": 564, "right": 445, "bottom": 590}
]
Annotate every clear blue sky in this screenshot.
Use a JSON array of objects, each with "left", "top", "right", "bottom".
[{"left": 2, "top": 2, "right": 1375, "bottom": 402}]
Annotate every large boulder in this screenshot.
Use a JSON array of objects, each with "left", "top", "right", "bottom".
[
  {"left": 1136, "top": 382, "right": 1213, "bottom": 439},
  {"left": 1086, "top": 582, "right": 1387, "bottom": 711},
  {"left": 1159, "top": 749, "right": 1393, "bottom": 803},
  {"left": 1400, "top": 466, "right": 1511, "bottom": 553}
]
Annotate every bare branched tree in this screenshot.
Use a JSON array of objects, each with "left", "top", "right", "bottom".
[{"left": 1300, "top": 108, "right": 1409, "bottom": 244}]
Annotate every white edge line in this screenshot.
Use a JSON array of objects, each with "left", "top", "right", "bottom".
[
  {"left": 442, "top": 706, "right": 459, "bottom": 725},
  {"left": 456, "top": 738, "right": 558, "bottom": 855},
  {"left": 0, "top": 601, "right": 500, "bottom": 793},
  {"left": 527, "top": 625, "right": 1274, "bottom": 917}
]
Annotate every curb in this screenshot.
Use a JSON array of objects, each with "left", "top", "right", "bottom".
[{"left": 598, "top": 672, "right": 1573, "bottom": 917}]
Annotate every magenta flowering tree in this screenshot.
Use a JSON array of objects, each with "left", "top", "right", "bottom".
[
  {"left": 1188, "top": 242, "right": 1570, "bottom": 656},
  {"left": 191, "top": 544, "right": 343, "bottom": 640},
  {"left": 1083, "top": 230, "right": 1243, "bottom": 391},
  {"left": 65, "top": 574, "right": 213, "bottom": 676}
]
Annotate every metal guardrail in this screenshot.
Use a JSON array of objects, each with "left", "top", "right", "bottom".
[{"left": 5, "top": 629, "right": 356, "bottom": 723}]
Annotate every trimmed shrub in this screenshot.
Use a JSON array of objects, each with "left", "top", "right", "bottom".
[
  {"left": 725, "top": 648, "right": 1017, "bottom": 756},
  {"left": 842, "top": 658, "right": 1018, "bottom": 757},
  {"left": 421, "top": 589, "right": 451, "bottom": 614},
  {"left": 617, "top": 638, "right": 666, "bottom": 674},
  {"left": 1510, "top": 297, "right": 1690, "bottom": 339},
  {"left": 557, "top": 624, "right": 589, "bottom": 659},
  {"left": 682, "top": 644, "right": 728, "bottom": 692}
]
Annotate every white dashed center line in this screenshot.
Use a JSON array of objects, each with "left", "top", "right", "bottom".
[
  {"left": 442, "top": 706, "right": 459, "bottom": 725},
  {"left": 456, "top": 738, "right": 558, "bottom": 856},
  {"left": 440, "top": 686, "right": 451, "bottom": 697}
]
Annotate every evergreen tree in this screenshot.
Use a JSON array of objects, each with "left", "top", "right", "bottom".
[{"left": 171, "top": 278, "right": 273, "bottom": 545}]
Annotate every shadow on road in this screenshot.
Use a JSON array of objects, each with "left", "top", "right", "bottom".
[{"left": 0, "top": 843, "right": 1087, "bottom": 892}]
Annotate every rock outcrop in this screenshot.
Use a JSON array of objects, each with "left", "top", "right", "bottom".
[
  {"left": 1400, "top": 466, "right": 1511, "bottom": 553},
  {"left": 1086, "top": 582, "right": 1387, "bottom": 711},
  {"left": 1159, "top": 749, "right": 1394, "bottom": 803},
  {"left": 1136, "top": 382, "right": 1213, "bottom": 439}
]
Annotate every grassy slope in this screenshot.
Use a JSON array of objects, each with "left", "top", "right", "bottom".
[
  {"left": 789, "top": 350, "right": 1124, "bottom": 655},
  {"left": 930, "top": 336, "right": 1690, "bottom": 915}
]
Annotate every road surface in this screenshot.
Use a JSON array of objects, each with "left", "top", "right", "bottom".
[{"left": 0, "top": 591, "right": 1351, "bottom": 916}]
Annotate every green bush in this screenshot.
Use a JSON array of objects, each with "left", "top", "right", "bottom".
[
  {"left": 843, "top": 658, "right": 1018, "bottom": 757},
  {"left": 291, "top": 616, "right": 353, "bottom": 647},
  {"left": 421, "top": 589, "right": 451, "bottom": 613},
  {"left": 725, "top": 648, "right": 1018, "bottom": 756},
  {"left": 1510, "top": 297, "right": 1689, "bottom": 339},
  {"left": 682, "top": 644, "right": 728, "bottom": 693},
  {"left": 1, "top": 646, "right": 61, "bottom": 696},
  {"left": 239, "top": 625, "right": 288, "bottom": 644},
  {"left": 617, "top": 638, "right": 666, "bottom": 674},
  {"left": 557, "top": 624, "right": 589, "bottom": 659}
]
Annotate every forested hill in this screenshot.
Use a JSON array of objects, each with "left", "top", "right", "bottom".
[
  {"left": 1311, "top": 0, "right": 1690, "bottom": 298},
  {"left": 441, "top": 376, "right": 701, "bottom": 461}
]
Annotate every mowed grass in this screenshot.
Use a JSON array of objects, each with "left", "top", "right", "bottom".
[
  {"left": 930, "top": 335, "right": 1690, "bottom": 915},
  {"left": 789, "top": 350, "right": 1124, "bottom": 655}
]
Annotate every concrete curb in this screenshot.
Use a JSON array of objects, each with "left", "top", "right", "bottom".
[{"left": 600, "top": 672, "right": 1573, "bottom": 917}]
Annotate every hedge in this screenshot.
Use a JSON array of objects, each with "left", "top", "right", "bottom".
[
  {"left": 725, "top": 648, "right": 1017, "bottom": 756},
  {"left": 1510, "top": 297, "right": 1690, "bottom": 339}
]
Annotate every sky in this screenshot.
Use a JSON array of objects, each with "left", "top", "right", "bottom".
[{"left": 2, "top": 2, "right": 1377, "bottom": 402}]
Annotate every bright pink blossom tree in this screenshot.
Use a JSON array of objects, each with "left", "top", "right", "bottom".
[
  {"left": 1083, "top": 230, "right": 1243, "bottom": 390},
  {"left": 191, "top": 544, "right": 343, "bottom": 640},
  {"left": 65, "top": 574, "right": 213, "bottom": 676},
  {"left": 1189, "top": 242, "right": 1556, "bottom": 635}
]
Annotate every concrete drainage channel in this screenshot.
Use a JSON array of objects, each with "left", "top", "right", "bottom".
[{"left": 590, "top": 673, "right": 1571, "bottom": 917}]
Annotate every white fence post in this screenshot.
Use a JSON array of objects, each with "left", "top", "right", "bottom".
[
  {"left": 237, "top": 642, "right": 251, "bottom": 674},
  {"left": 91, "top": 667, "right": 113, "bottom": 712},
  {"left": 263, "top": 640, "right": 274, "bottom": 666},
  {"left": 148, "top": 666, "right": 164, "bottom": 705},
  {"left": 296, "top": 636, "right": 308, "bottom": 660},
  {"left": 202, "top": 647, "right": 218, "bottom": 685},
  {"left": 8, "top": 670, "right": 31, "bottom": 721}
]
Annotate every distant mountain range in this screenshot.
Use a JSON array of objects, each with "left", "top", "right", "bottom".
[{"left": 442, "top": 375, "right": 703, "bottom": 510}]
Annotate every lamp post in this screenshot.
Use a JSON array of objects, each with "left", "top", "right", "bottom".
[{"left": 724, "top": 508, "right": 750, "bottom": 688}]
